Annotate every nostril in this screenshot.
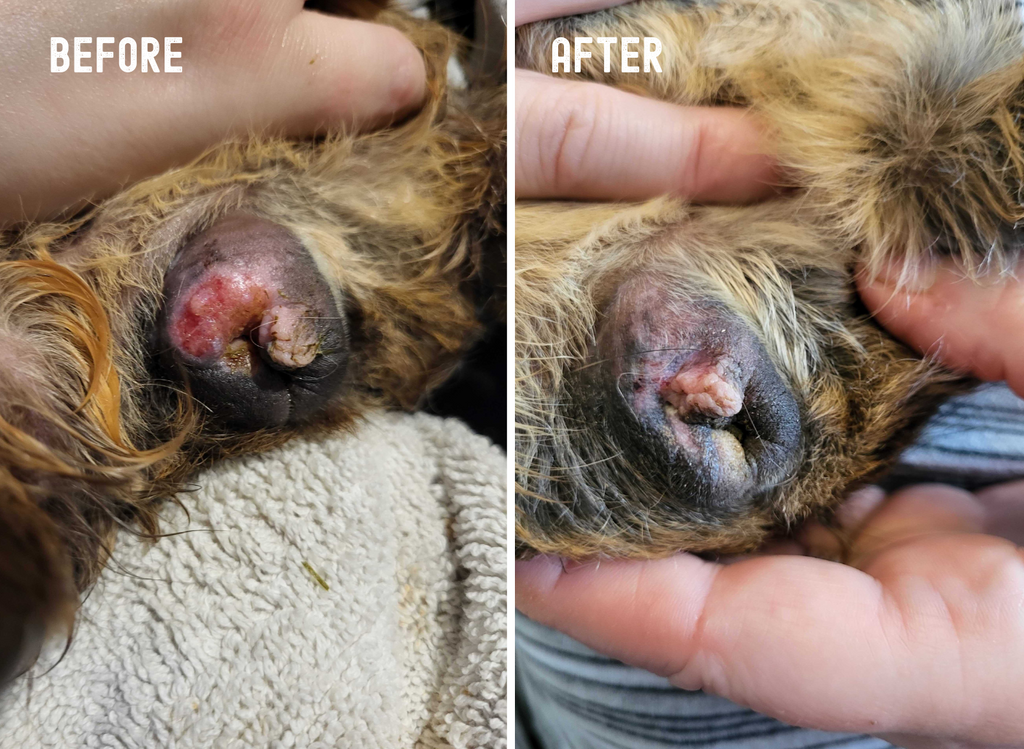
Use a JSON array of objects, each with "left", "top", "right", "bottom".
[
  {"left": 221, "top": 338, "right": 260, "bottom": 376},
  {"left": 591, "top": 277, "right": 804, "bottom": 510},
  {"left": 155, "top": 211, "right": 350, "bottom": 430}
]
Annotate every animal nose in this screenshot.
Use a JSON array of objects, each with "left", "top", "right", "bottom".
[
  {"left": 154, "top": 212, "right": 349, "bottom": 430},
  {"left": 591, "top": 277, "right": 803, "bottom": 513}
]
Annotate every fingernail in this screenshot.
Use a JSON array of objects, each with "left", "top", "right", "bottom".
[
  {"left": 515, "top": 554, "right": 566, "bottom": 598},
  {"left": 516, "top": 553, "right": 561, "bottom": 572},
  {"left": 561, "top": 557, "right": 599, "bottom": 573},
  {"left": 837, "top": 485, "right": 887, "bottom": 531}
]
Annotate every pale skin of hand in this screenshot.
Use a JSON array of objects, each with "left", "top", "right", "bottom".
[
  {"left": 515, "top": 0, "right": 777, "bottom": 201},
  {"left": 0, "top": 0, "right": 427, "bottom": 227},
  {"left": 516, "top": 4, "right": 1024, "bottom": 746}
]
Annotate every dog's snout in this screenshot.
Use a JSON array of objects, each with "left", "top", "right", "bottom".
[
  {"left": 592, "top": 276, "right": 803, "bottom": 513},
  {"left": 155, "top": 212, "right": 350, "bottom": 430}
]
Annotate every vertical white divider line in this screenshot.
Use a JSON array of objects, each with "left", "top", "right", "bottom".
[{"left": 505, "top": 0, "right": 517, "bottom": 743}]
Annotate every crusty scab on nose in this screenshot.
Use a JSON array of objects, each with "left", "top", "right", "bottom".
[
  {"left": 257, "top": 305, "right": 320, "bottom": 369},
  {"left": 662, "top": 358, "right": 745, "bottom": 420}
]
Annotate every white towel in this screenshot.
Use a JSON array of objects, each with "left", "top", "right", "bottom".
[{"left": 0, "top": 412, "right": 507, "bottom": 749}]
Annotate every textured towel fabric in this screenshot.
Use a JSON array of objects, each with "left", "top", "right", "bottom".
[{"left": 0, "top": 412, "right": 507, "bottom": 749}]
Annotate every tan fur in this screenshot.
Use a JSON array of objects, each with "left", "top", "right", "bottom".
[
  {"left": 0, "top": 5, "right": 504, "bottom": 679},
  {"left": 515, "top": 0, "right": 1000, "bottom": 559}
]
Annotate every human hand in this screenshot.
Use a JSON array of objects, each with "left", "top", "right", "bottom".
[
  {"left": 515, "top": 0, "right": 777, "bottom": 201},
  {"left": 858, "top": 258, "right": 1024, "bottom": 550},
  {"left": 517, "top": 481, "right": 1024, "bottom": 748},
  {"left": 859, "top": 261, "right": 1024, "bottom": 399},
  {"left": 0, "top": 0, "right": 426, "bottom": 227}
]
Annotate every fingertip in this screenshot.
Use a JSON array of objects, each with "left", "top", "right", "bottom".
[
  {"left": 686, "top": 109, "right": 780, "bottom": 203},
  {"left": 859, "top": 259, "right": 1024, "bottom": 393},
  {"left": 283, "top": 14, "right": 427, "bottom": 133},
  {"left": 516, "top": 0, "right": 633, "bottom": 26},
  {"left": 365, "top": 24, "right": 428, "bottom": 122},
  {"left": 854, "top": 262, "right": 916, "bottom": 324},
  {"left": 515, "top": 554, "right": 565, "bottom": 612},
  {"left": 886, "top": 483, "right": 984, "bottom": 525},
  {"left": 514, "top": 554, "right": 722, "bottom": 678},
  {"left": 836, "top": 485, "right": 887, "bottom": 530},
  {"left": 975, "top": 480, "right": 1024, "bottom": 545},
  {"left": 322, "top": 20, "right": 427, "bottom": 128},
  {"left": 849, "top": 483, "right": 987, "bottom": 567},
  {"left": 515, "top": 73, "right": 777, "bottom": 202}
]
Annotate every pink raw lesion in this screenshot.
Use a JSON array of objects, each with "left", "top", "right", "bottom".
[
  {"left": 171, "top": 274, "right": 269, "bottom": 360},
  {"left": 168, "top": 271, "right": 319, "bottom": 369},
  {"left": 662, "top": 360, "right": 744, "bottom": 419}
]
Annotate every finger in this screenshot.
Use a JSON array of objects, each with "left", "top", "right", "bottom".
[
  {"left": 857, "top": 260, "right": 1024, "bottom": 398},
  {"left": 516, "top": 552, "right": 719, "bottom": 679},
  {"left": 517, "top": 552, "right": 903, "bottom": 730},
  {"left": 516, "top": 0, "right": 632, "bottom": 25},
  {"left": 0, "top": 12, "right": 426, "bottom": 225},
  {"left": 845, "top": 483, "right": 986, "bottom": 568},
  {"left": 975, "top": 480, "right": 1024, "bottom": 545},
  {"left": 798, "top": 485, "right": 887, "bottom": 560},
  {"left": 515, "top": 71, "right": 779, "bottom": 202},
  {"left": 516, "top": 533, "right": 1024, "bottom": 741},
  {"left": 836, "top": 484, "right": 888, "bottom": 530},
  {"left": 255, "top": 12, "right": 427, "bottom": 132}
]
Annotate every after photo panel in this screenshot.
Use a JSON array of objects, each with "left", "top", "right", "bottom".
[{"left": 514, "top": 1, "right": 1024, "bottom": 748}]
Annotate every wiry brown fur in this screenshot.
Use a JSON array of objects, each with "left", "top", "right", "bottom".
[
  {"left": 0, "top": 5, "right": 504, "bottom": 680},
  {"left": 515, "top": 0, "right": 1013, "bottom": 559}
]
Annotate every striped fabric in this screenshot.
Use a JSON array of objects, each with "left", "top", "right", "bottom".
[
  {"left": 890, "top": 383, "right": 1024, "bottom": 489},
  {"left": 516, "top": 383, "right": 1024, "bottom": 748},
  {"left": 516, "top": 614, "right": 892, "bottom": 749}
]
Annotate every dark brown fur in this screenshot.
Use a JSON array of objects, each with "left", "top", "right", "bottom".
[
  {"left": 515, "top": 0, "right": 1017, "bottom": 559},
  {"left": 0, "top": 5, "right": 504, "bottom": 682}
]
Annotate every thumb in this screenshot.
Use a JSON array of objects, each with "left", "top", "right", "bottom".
[
  {"left": 515, "top": 70, "right": 778, "bottom": 202},
  {"left": 231, "top": 12, "right": 428, "bottom": 135},
  {"left": 858, "top": 260, "right": 1024, "bottom": 398},
  {"left": 0, "top": 9, "right": 427, "bottom": 225}
]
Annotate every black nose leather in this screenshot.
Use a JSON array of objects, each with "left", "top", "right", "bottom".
[
  {"left": 154, "top": 212, "right": 349, "bottom": 431},
  {"left": 584, "top": 278, "right": 802, "bottom": 514},
  {"left": 0, "top": 609, "right": 44, "bottom": 686}
]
